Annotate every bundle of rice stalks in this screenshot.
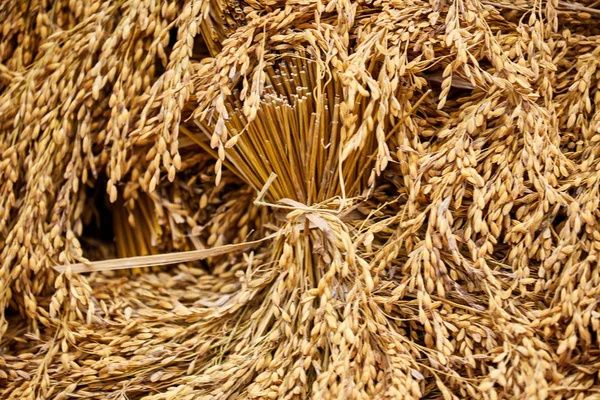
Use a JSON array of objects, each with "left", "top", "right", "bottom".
[{"left": 2, "top": 0, "right": 600, "bottom": 399}]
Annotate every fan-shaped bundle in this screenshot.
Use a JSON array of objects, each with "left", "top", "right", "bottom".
[{"left": 1, "top": 0, "right": 600, "bottom": 399}]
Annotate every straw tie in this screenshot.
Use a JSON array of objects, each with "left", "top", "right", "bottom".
[{"left": 254, "top": 187, "right": 378, "bottom": 295}]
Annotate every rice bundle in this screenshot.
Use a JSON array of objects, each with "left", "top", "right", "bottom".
[{"left": 2, "top": 0, "right": 600, "bottom": 399}]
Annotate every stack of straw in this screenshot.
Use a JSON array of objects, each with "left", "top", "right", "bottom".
[{"left": 2, "top": 0, "right": 600, "bottom": 398}]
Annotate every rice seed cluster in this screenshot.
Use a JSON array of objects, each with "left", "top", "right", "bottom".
[{"left": 1, "top": 0, "right": 600, "bottom": 399}]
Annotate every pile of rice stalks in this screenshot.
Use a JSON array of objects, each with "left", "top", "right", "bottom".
[{"left": 2, "top": 0, "right": 600, "bottom": 398}]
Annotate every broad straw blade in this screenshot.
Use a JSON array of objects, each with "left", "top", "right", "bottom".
[{"left": 54, "top": 236, "right": 275, "bottom": 273}]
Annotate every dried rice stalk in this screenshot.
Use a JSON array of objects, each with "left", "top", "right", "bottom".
[{"left": 2, "top": 0, "right": 600, "bottom": 399}]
